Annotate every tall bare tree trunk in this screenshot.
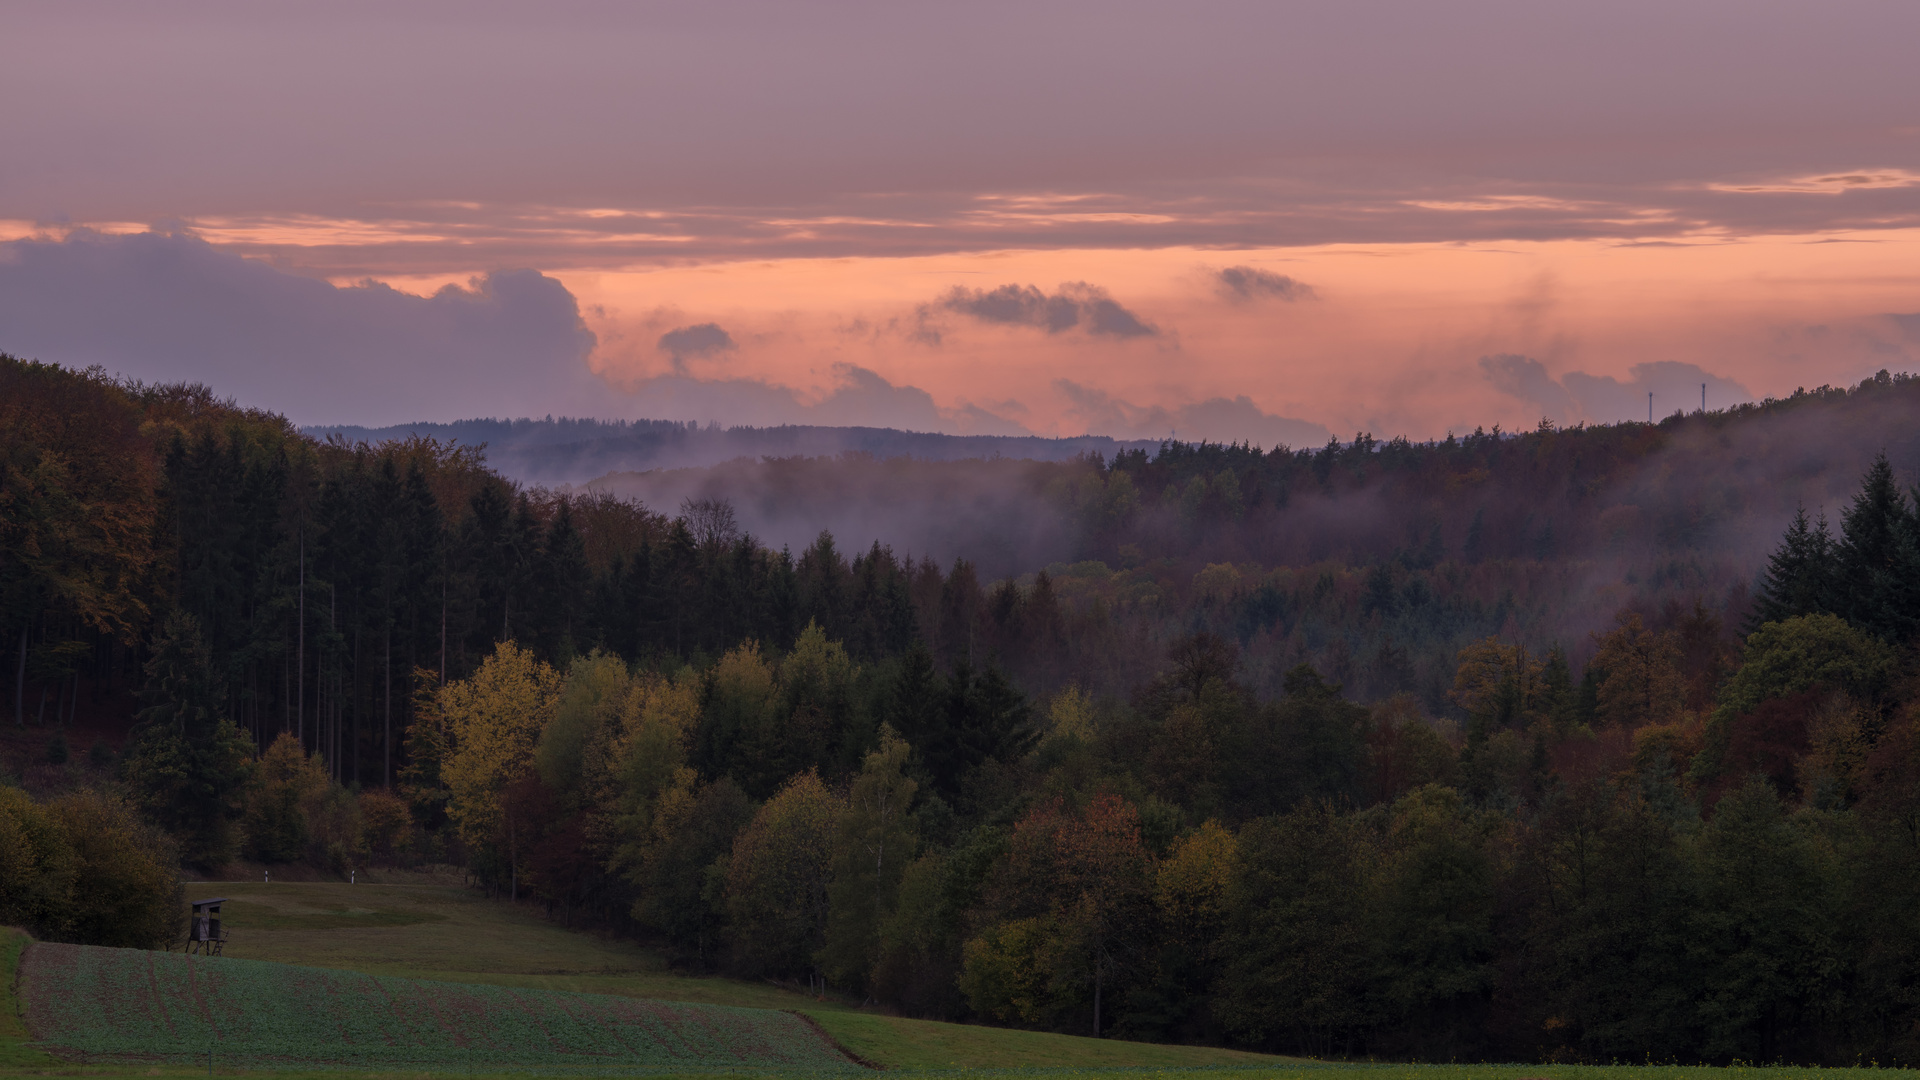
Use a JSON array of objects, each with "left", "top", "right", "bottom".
[
  {"left": 383, "top": 627, "right": 391, "bottom": 787},
  {"left": 297, "top": 526, "right": 305, "bottom": 743},
  {"left": 14, "top": 627, "right": 27, "bottom": 726},
  {"left": 1093, "top": 963, "right": 1102, "bottom": 1037}
]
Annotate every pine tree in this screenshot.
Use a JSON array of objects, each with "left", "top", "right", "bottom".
[
  {"left": 1750, "top": 506, "right": 1837, "bottom": 630},
  {"left": 533, "top": 499, "right": 589, "bottom": 662},
  {"left": 1825, "top": 453, "right": 1920, "bottom": 643},
  {"left": 120, "top": 610, "right": 254, "bottom": 867},
  {"left": 1835, "top": 454, "right": 1910, "bottom": 639}
]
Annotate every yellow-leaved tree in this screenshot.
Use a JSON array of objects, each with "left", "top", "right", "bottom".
[
  {"left": 616, "top": 667, "right": 704, "bottom": 817},
  {"left": 1047, "top": 684, "right": 1096, "bottom": 742},
  {"left": 607, "top": 666, "right": 704, "bottom": 877},
  {"left": 1450, "top": 637, "right": 1548, "bottom": 729},
  {"left": 704, "top": 640, "right": 780, "bottom": 792},
  {"left": 1156, "top": 819, "right": 1238, "bottom": 952},
  {"left": 439, "top": 641, "right": 561, "bottom": 897},
  {"left": 535, "top": 652, "right": 633, "bottom": 805},
  {"left": 1590, "top": 612, "right": 1685, "bottom": 727}
]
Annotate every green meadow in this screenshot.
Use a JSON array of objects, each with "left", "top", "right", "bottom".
[{"left": 5, "top": 883, "right": 1916, "bottom": 1080}]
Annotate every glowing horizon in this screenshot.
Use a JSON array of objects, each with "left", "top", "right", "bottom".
[{"left": 4, "top": 2, "right": 1918, "bottom": 439}]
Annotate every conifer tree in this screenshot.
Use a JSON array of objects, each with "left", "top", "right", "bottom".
[
  {"left": 1750, "top": 506, "right": 1837, "bottom": 630},
  {"left": 121, "top": 610, "right": 254, "bottom": 866},
  {"left": 1835, "top": 453, "right": 1912, "bottom": 640}
]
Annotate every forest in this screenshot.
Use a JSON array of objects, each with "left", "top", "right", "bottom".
[
  {"left": 4, "top": 352, "right": 1920, "bottom": 1065},
  {"left": 310, "top": 416, "right": 1162, "bottom": 484}
]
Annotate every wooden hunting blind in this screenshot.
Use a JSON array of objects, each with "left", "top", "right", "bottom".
[{"left": 188, "top": 897, "right": 228, "bottom": 955}]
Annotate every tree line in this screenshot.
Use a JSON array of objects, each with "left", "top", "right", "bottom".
[{"left": 5, "top": 353, "right": 1920, "bottom": 1063}]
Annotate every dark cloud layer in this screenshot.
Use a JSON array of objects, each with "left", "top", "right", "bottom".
[
  {"left": 939, "top": 283, "right": 1156, "bottom": 338},
  {"left": 1216, "top": 266, "right": 1313, "bottom": 303},
  {"left": 1481, "top": 354, "right": 1754, "bottom": 425},
  {"left": 0, "top": 229, "right": 1072, "bottom": 437},
  {"left": 0, "top": 230, "right": 604, "bottom": 425},
  {"left": 10, "top": 4, "right": 1920, "bottom": 272},
  {"left": 657, "top": 322, "right": 736, "bottom": 368},
  {"left": 612, "top": 365, "right": 1029, "bottom": 437}
]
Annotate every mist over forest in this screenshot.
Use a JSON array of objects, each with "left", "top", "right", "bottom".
[
  {"left": 589, "top": 380, "right": 1920, "bottom": 679},
  {"left": 8, "top": 353, "right": 1920, "bottom": 1065},
  {"left": 308, "top": 417, "right": 1163, "bottom": 486}
]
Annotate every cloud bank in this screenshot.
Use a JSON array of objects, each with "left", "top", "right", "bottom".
[
  {"left": 1215, "top": 266, "right": 1314, "bottom": 303},
  {"left": 1480, "top": 354, "right": 1754, "bottom": 425},
  {"left": 610, "top": 365, "right": 1030, "bottom": 437},
  {"left": 1055, "top": 380, "right": 1331, "bottom": 449},
  {"left": 938, "top": 283, "right": 1156, "bottom": 338},
  {"left": 657, "top": 322, "right": 736, "bottom": 369},
  {"left": 0, "top": 230, "right": 604, "bottom": 426}
]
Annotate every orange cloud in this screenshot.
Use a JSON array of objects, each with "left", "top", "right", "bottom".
[{"left": 560, "top": 230, "right": 1920, "bottom": 441}]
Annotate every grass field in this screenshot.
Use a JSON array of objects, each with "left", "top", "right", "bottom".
[
  {"left": 22, "top": 941, "right": 854, "bottom": 1072},
  {"left": 8, "top": 882, "right": 1920, "bottom": 1079},
  {"left": 196, "top": 879, "right": 823, "bottom": 1012},
  {"left": 183, "top": 878, "right": 1286, "bottom": 1068}
]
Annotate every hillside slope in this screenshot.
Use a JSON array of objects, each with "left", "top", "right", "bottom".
[
  {"left": 140, "top": 880, "right": 1287, "bottom": 1070},
  {"left": 21, "top": 942, "right": 854, "bottom": 1071}
]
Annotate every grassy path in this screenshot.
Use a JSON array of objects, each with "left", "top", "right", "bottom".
[
  {"left": 803, "top": 1010, "right": 1280, "bottom": 1069},
  {"left": 0, "top": 930, "right": 52, "bottom": 1069}
]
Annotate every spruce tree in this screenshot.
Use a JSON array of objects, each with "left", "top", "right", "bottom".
[
  {"left": 1750, "top": 505, "right": 1837, "bottom": 631},
  {"left": 121, "top": 610, "right": 254, "bottom": 867},
  {"left": 1831, "top": 453, "right": 1920, "bottom": 642}
]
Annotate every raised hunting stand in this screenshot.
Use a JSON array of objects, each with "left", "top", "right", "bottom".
[{"left": 188, "top": 898, "right": 228, "bottom": 955}]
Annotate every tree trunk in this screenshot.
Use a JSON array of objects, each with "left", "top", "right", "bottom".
[
  {"left": 352, "top": 620, "right": 361, "bottom": 785},
  {"left": 297, "top": 527, "right": 305, "bottom": 743},
  {"left": 14, "top": 627, "right": 27, "bottom": 726},
  {"left": 1093, "top": 963, "right": 1102, "bottom": 1037},
  {"left": 383, "top": 627, "right": 391, "bottom": 788}
]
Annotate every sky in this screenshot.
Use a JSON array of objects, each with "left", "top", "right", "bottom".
[{"left": 4, "top": 0, "right": 1919, "bottom": 443}]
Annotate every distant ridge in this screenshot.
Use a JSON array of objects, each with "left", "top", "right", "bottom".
[{"left": 302, "top": 417, "right": 1165, "bottom": 485}]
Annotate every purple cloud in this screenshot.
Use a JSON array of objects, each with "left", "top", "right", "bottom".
[
  {"left": 939, "top": 283, "right": 1156, "bottom": 338},
  {"left": 1481, "top": 354, "right": 1754, "bottom": 425},
  {"left": 1216, "top": 266, "right": 1314, "bottom": 303},
  {"left": 657, "top": 322, "right": 736, "bottom": 369},
  {"left": 0, "top": 229, "right": 602, "bottom": 425}
]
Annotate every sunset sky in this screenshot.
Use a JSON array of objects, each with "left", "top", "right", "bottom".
[{"left": 5, "top": 0, "right": 1919, "bottom": 443}]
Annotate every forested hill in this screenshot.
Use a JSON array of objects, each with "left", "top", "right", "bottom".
[
  {"left": 586, "top": 372, "right": 1920, "bottom": 694},
  {"left": 9, "top": 355, "right": 1920, "bottom": 735},
  {"left": 305, "top": 417, "right": 1163, "bottom": 484},
  {"left": 9, "top": 353, "right": 1920, "bottom": 1064}
]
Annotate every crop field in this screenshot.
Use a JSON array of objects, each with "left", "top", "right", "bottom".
[
  {"left": 19, "top": 942, "right": 857, "bottom": 1072},
  {"left": 186, "top": 880, "right": 1286, "bottom": 1069},
  {"left": 187, "top": 878, "right": 831, "bottom": 1012},
  {"left": 13, "top": 893, "right": 1916, "bottom": 1080}
]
